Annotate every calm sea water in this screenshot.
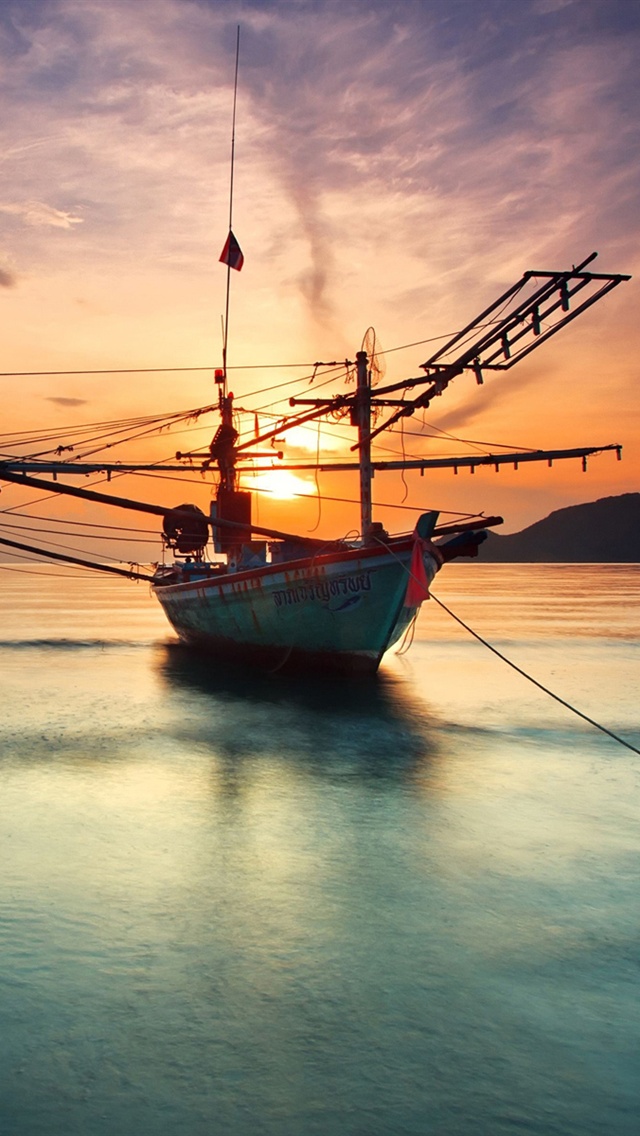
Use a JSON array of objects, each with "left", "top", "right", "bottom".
[{"left": 0, "top": 563, "right": 638, "bottom": 1136}]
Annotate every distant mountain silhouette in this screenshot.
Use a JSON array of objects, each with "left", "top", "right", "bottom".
[{"left": 480, "top": 494, "right": 640, "bottom": 562}]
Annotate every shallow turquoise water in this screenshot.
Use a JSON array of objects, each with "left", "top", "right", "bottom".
[{"left": 0, "top": 564, "right": 638, "bottom": 1135}]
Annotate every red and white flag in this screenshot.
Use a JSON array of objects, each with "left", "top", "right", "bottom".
[
  {"left": 219, "top": 230, "right": 244, "bottom": 271},
  {"left": 404, "top": 531, "right": 431, "bottom": 607}
]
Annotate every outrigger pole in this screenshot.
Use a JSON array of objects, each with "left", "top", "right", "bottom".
[
  {"left": 0, "top": 466, "right": 503, "bottom": 543},
  {"left": 0, "top": 466, "right": 327, "bottom": 545},
  {"left": 272, "top": 443, "right": 623, "bottom": 475},
  {"left": 0, "top": 533, "right": 155, "bottom": 582},
  {"left": 285, "top": 255, "right": 630, "bottom": 456}
]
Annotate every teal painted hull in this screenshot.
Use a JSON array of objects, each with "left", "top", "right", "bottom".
[{"left": 153, "top": 541, "right": 440, "bottom": 673}]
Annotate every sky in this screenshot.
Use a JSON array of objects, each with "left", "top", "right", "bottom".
[{"left": 0, "top": 0, "right": 639, "bottom": 556}]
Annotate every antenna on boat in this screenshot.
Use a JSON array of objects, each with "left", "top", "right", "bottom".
[
  {"left": 213, "top": 25, "right": 244, "bottom": 496},
  {"left": 221, "top": 24, "right": 241, "bottom": 402}
]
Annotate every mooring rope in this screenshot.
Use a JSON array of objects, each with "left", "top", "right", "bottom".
[
  {"left": 430, "top": 591, "right": 640, "bottom": 756},
  {"left": 381, "top": 535, "right": 639, "bottom": 755},
  {"left": 396, "top": 611, "right": 418, "bottom": 656}
]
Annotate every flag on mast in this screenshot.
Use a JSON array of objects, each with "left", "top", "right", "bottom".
[{"left": 219, "top": 230, "right": 244, "bottom": 271}]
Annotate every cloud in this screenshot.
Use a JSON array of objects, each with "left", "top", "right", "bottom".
[
  {"left": 533, "top": 0, "right": 575, "bottom": 11},
  {"left": 0, "top": 3, "right": 637, "bottom": 375},
  {"left": 2, "top": 0, "right": 638, "bottom": 304},
  {"left": 0, "top": 0, "right": 633, "bottom": 533},
  {"left": 0, "top": 200, "right": 83, "bottom": 228},
  {"left": 46, "top": 397, "right": 88, "bottom": 407},
  {"left": 0, "top": 265, "right": 16, "bottom": 287},
  {"left": 422, "top": 368, "right": 540, "bottom": 436}
]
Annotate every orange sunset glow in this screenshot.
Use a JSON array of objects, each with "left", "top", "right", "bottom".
[{"left": 0, "top": 0, "right": 638, "bottom": 564}]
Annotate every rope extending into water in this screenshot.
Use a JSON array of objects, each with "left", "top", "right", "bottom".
[{"left": 430, "top": 591, "right": 640, "bottom": 756}]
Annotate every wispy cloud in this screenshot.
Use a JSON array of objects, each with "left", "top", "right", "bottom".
[
  {"left": 421, "top": 369, "right": 540, "bottom": 436},
  {"left": 0, "top": 265, "right": 16, "bottom": 287},
  {"left": 46, "top": 397, "right": 88, "bottom": 407},
  {"left": 2, "top": 0, "right": 638, "bottom": 299},
  {"left": 0, "top": 0, "right": 636, "bottom": 524},
  {"left": 0, "top": 200, "right": 83, "bottom": 228}
]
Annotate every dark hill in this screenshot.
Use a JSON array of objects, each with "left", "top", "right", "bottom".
[{"left": 480, "top": 494, "right": 640, "bottom": 562}]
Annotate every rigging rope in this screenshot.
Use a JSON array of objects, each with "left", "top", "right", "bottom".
[
  {"left": 129, "top": 467, "right": 479, "bottom": 519},
  {"left": 0, "top": 534, "right": 154, "bottom": 581},
  {"left": 0, "top": 520, "right": 152, "bottom": 562},
  {"left": 0, "top": 336, "right": 450, "bottom": 382},
  {"left": 0, "top": 519, "right": 159, "bottom": 545},
  {"left": 0, "top": 561, "right": 108, "bottom": 578},
  {"left": 0, "top": 509, "right": 156, "bottom": 534},
  {"left": 401, "top": 424, "right": 541, "bottom": 454}
]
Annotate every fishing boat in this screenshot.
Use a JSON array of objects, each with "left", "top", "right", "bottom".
[
  {"left": 0, "top": 250, "right": 629, "bottom": 673},
  {"left": 0, "top": 36, "right": 630, "bottom": 672},
  {"left": 144, "top": 246, "right": 631, "bottom": 673}
]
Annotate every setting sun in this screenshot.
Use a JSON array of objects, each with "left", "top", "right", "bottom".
[{"left": 243, "top": 469, "right": 315, "bottom": 500}]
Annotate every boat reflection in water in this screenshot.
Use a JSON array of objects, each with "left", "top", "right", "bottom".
[{"left": 155, "top": 640, "right": 444, "bottom": 787}]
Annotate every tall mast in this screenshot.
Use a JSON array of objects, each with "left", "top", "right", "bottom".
[
  {"left": 221, "top": 24, "right": 240, "bottom": 401},
  {"left": 217, "top": 26, "right": 241, "bottom": 495},
  {"left": 355, "top": 349, "right": 373, "bottom": 541}
]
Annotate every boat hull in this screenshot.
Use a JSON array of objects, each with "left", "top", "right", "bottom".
[{"left": 153, "top": 541, "right": 440, "bottom": 673}]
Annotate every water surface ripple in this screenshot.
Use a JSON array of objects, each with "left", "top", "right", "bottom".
[{"left": 0, "top": 565, "right": 638, "bottom": 1135}]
